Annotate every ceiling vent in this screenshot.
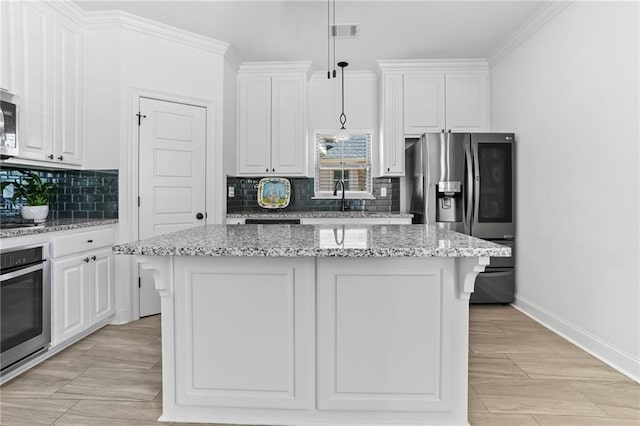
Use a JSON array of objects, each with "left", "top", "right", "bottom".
[{"left": 331, "top": 24, "right": 359, "bottom": 38}]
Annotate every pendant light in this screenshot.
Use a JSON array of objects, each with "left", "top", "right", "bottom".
[{"left": 336, "top": 61, "right": 350, "bottom": 142}]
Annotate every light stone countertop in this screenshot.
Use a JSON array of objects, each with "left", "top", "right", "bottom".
[
  {"left": 227, "top": 211, "right": 413, "bottom": 219},
  {"left": 0, "top": 218, "right": 118, "bottom": 239},
  {"left": 113, "top": 224, "right": 511, "bottom": 258}
]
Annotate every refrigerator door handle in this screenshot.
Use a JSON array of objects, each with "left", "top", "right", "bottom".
[
  {"left": 464, "top": 141, "right": 473, "bottom": 234},
  {"left": 472, "top": 140, "right": 481, "bottom": 235}
]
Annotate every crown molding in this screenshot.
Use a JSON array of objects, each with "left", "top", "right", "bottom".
[
  {"left": 48, "top": 0, "right": 85, "bottom": 23},
  {"left": 488, "top": 1, "right": 574, "bottom": 67},
  {"left": 224, "top": 46, "right": 242, "bottom": 73},
  {"left": 310, "top": 70, "right": 377, "bottom": 81},
  {"left": 376, "top": 59, "right": 489, "bottom": 73},
  {"left": 238, "top": 61, "right": 313, "bottom": 78},
  {"left": 82, "top": 10, "right": 231, "bottom": 56}
]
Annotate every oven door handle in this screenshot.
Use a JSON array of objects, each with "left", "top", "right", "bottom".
[{"left": 1, "top": 263, "right": 45, "bottom": 282}]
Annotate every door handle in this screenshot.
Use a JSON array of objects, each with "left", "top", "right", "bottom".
[
  {"left": 91, "top": 255, "right": 97, "bottom": 261},
  {"left": 83, "top": 257, "right": 90, "bottom": 263},
  {"left": 464, "top": 141, "right": 473, "bottom": 234},
  {"left": 196, "top": 212, "right": 204, "bottom": 220},
  {"left": 57, "top": 155, "right": 64, "bottom": 161}
]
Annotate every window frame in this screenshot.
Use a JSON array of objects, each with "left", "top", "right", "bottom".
[{"left": 313, "top": 129, "right": 374, "bottom": 200}]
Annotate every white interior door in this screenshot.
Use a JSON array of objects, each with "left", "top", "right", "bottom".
[{"left": 138, "top": 97, "right": 207, "bottom": 317}]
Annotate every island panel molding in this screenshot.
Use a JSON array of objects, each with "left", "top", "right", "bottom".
[
  {"left": 174, "top": 257, "right": 313, "bottom": 410},
  {"left": 316, "top": 258, "right": 452, "bottom": 412}
]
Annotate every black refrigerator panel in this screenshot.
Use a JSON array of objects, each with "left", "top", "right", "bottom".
[
  {"left": 470, "top": 267, "right": 515, "bottom": 304},
  {"left": 470, "top": 133, "right": 515, "bottom": 239}
]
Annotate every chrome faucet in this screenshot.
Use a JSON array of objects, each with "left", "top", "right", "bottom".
[{"left": 333, "top": 179, "right": 346, "bottom": 212}]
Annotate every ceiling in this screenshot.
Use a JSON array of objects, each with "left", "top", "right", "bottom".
[{"left": 74, "top": 0, "right": 549, "bottom": 71}]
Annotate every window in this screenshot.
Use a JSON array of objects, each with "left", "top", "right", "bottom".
[{"left": 314, "top": 131, "right": 372, "bottom": 198}]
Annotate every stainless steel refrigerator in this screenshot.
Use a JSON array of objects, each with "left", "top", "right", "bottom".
[{"left": 405, "top": 132, "right": 515, "bottom": 303}]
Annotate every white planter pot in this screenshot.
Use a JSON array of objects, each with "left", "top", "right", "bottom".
[{"left": 21, "top": 205, "right": 49, "bottom": 223}]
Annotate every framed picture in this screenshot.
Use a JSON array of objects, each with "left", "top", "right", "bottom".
[{"left": 257, "top": 177, "right": 291, "bottom": 209}]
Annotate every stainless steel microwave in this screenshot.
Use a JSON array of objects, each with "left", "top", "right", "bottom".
[{"left": 0, "top": 90, "right": 19, "bottom": 158}]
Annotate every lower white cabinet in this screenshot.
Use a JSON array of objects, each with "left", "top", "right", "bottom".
[{"left": 51, "top": 239, "right": 114, "bottom": 346}]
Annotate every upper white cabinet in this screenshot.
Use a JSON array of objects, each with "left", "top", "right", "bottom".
[
  {"left": 237, "top": 62, "right": 310, "bottom": 176},
  {"left": 403, "top": 73, "right": 445, "bottom": 134},
  {"left": 0, "top": 1, "right": 20, "bottom": 93},
  {"left": 380, "top": 73, "right": 405, "bottom": 175},
  {"left": 444, "top": 72, "right": 489, "bottom": 132},
  {"left": 403, "top": 71, "right": 488, "bottom": 135},
  {"left": 378, "top": 60, "right": 490, "bottom": 176},
  {"left": 8, "top": 1, "right": 82, "bottom": 166}
]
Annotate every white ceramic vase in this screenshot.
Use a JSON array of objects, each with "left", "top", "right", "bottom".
[{"left": 21, "top": 205, "right": 49, "bottom": 223}]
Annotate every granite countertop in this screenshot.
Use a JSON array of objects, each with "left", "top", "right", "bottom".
[
  {"left": 227, "top": 211, "right": 414, "bottom": 219},
  {"left": 0, "top": 218, "right": 118, "bottom": 239},
  {"left": 113, "top": 224, "right": 510, "bottom": 258}
]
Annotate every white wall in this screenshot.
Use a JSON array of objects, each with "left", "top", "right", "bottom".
[
  {"left": 307, "top": 71, "right": 378, "bottom": 176},
  {"left": 222, "top": 58, "right": 238, "bottom": 188},
  {"left": 82, "top": 28, "right": 122, "bottom": 170},
  {"left": 490, "top": 2, "right": 639, "bottom": 380}
]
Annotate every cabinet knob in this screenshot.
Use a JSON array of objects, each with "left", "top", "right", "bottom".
[
  {"left": 272, "top": 168, "right": 275, "bottom": 172},
  {"left": 196, "top": 212, "right": 204, "bottom": 220},
  {"left": 91, "top": 255, "right": 97, "bottom": 261},
  {"left": 57, "top": 155, "right": 64, "bottom": 161},
  {"left": 48, "top": 154, "right": 54, "bottom": 159},
  {"left": 83, "top": 257, "right": 90, "bottom": 263},
  {"left": 87, "top": 239, "right": 93, "bottom": 243},
  {"left": 387, "top": 167, "right": 390, "bottom": 172}
]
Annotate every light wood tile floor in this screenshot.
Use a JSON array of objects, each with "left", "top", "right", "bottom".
[{"left": 0, "top": 306, "right": 637, "bottom": 425}]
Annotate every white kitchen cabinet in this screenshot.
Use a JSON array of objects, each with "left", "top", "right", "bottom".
[
  {"left": 15, "top": 1, "right": 82, "bottom": 166},
  {"left": 403, "top": 71, "right": 488, "bottom": 135},
  {"left": 51, "top": 227, "right": 115, "bottom": 346},
  {"left": 0, "top": 1, "right": 20, "bottom": 93},
  {"left": 87, "top": 248, "right": 114, "bottom": 325},
  {"left": 378, "top": 60, "right": 490, "bottom": 177},
  {"left": 379, "top": 73, "right": 405, "bottom": 176},
  {"left": 52, "top": 253, "right": 89, "bottom": 345},
  {"left": 237, "top": 62, "right": 310, "bottom": 176},
  {"left": 444, "top": 72, "right": 489, "bottom": 132},
  {"left": 403, "top": 73, "right": 446, "bottom": 134}
]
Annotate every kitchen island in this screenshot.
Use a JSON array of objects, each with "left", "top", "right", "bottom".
[{"left": 113, "top": 224, "right": 510, "bottom": 426}]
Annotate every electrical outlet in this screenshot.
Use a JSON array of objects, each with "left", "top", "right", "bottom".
[
  {"left": 228, "top": 186, "right": 234, "bottom": 198},
  {"left": 380, "top": 187, "right": 387, "bottom": 197}
]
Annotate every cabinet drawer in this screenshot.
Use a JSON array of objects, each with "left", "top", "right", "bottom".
[{"left": 52, "top": 227, "right": 115, "bottom": 258}]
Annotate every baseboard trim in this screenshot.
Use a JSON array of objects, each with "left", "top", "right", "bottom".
[{"left": 513, "top": 295, "right": 640, "bottom": 383}]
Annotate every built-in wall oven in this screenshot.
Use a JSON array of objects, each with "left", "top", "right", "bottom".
[{"left": 1, "top": 243, "right": 51, "bottom": 375}]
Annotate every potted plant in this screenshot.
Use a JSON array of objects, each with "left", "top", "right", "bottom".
[{"left": 10, "top": 171, "right": 57, "bottom": 223}]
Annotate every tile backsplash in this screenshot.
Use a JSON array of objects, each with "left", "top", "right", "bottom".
[
  {"left": 1, "top": 166, "right": 118, "bottom": 220},
  {"left": 227, "top": 176, "right": 399, "bottom": 213}
]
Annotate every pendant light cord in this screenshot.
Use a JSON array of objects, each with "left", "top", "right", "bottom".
[
  {"left": 327, "top": 0, "right": 330, "bottom": 79},
  {"left": 332, "top": 0, "right": 336, "bottom": 78},
  {"left": 338, "top": 61, "right": 348, "bottom": 129}
]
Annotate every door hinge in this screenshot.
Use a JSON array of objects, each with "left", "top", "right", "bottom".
[
  {"left": 138, "top": 277, "right": 141, "bottom": 288},
  {"left": 137, "top": 196, "right": 140, "bottom": 207},
  {"left": 136, "top": 112, "right": 147, "bottom": 126}
]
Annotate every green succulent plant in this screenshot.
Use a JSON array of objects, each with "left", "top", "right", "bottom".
[{"left": 10, "top": 171, "right": 58, "bottom": 206}]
